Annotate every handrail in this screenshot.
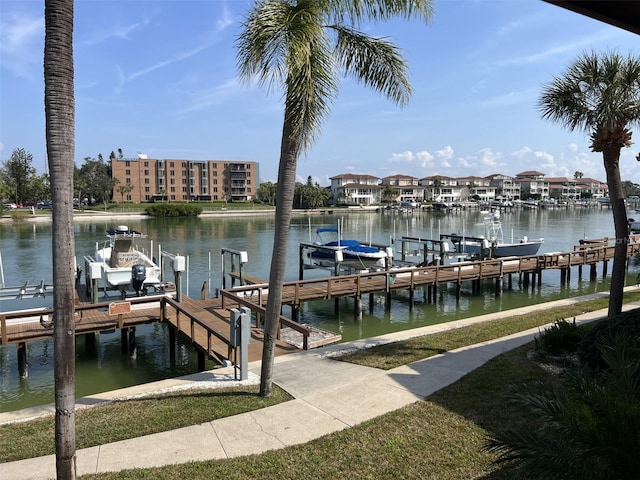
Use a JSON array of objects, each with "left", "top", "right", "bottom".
[
  {"left": 161, "top": 296, "right": 230, "bottom": 354},
  {"left": 219, "top": 289, "right": 312, "bottom": 349},
  {"left": 221, "top": 241, "right": 627, "bottom": 303}
]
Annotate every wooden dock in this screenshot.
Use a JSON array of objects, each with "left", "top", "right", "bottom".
[
  {"left": 2, "top": 235, "right": 638, "bottom": 377},
  {"left": 221, "top": 236, "right": 640, "bottom": 317}
]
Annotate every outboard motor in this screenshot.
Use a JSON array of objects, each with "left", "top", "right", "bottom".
[{"left": 131, "top": 264, "right": 147, "bottom": 296}]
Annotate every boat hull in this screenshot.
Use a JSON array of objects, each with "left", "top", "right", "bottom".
[{"left": 457, "top": 240, "right": 543, "bottom": 258}]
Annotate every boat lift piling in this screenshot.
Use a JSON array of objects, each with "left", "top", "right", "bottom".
[{"left": 221, "top": 248, "right": 249, "bottom": 289}]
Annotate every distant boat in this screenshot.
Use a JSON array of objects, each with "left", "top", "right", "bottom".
[
  {"left": 628, "top": 217, "right": 640, "bottom": 233},
  {"left": 91, "top": 226, "right": 163, "bottom": 298},
  {"left": 307, "top": 227, "right": 391, "bottom": 269},
  {"left": 444, "top": 210, "right": 544, "bottom": 258}
]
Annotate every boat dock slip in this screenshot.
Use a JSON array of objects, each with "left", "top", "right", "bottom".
[
  {"left": 1, "top": 289, "right": 341, "bottom": 378},
  {"left": 2, "top": 235, "right": 638, "bottom": 379},
  {"left": 225, "top": 236, "right": 640, "bottom": 320}
]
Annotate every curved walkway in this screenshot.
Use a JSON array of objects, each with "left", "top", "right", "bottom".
[{"left": 1, "top": 292, "right": 633, "bottom": 480}]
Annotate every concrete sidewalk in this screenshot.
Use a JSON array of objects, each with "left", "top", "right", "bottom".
[{"left": 0, "top": 294, "right": 626, "bottom": 480}]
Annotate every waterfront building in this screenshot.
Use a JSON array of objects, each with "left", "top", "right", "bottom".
[
  {"left": 380, "top": 174, "right": 423, "bottom": 203},
  {"left": 487, "top": 174, "right": 521, "bottom": 202},
  {"left": 420, "top": 175, "right": 463, "bottom": 203},
  {"left": 458, "top": 176, "right": 497, "bottom": 202},
  {"left": 110, "top": 154, "right": 259, "bottom": 202},
  {"left": 329, "top": 173, "right": 382, "bottom": 205},
  {"left": 515, "top": 171, "right": 550, "bottom": 200},
  {"left": 546, "top": 177, "right": 581, "bottom": 201}
]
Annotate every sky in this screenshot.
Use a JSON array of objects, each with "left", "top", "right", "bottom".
[{"left": 1, "top": 0, "right": 639, "bottom": 187}]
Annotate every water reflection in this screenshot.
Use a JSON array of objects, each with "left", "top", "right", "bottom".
[{"left": 0, "top": 208, "right": 635, "bottom": 411}]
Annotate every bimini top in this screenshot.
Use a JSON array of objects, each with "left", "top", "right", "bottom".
[{"left": 106, "top": 226, "right": 147, "bottom": 238}]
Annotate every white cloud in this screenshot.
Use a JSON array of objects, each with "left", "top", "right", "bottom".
[
  {"left": 477, "top": 148, "right": 501, "bottom": 171},
  {"left": 512, "top": 146, "right": 532, "bottom": 158},
  {"left": 435, "top": 146, "right": 454, "bottom": 160},
  {"left": 0, "top": 12, "right": 43, "bottom": 79}
]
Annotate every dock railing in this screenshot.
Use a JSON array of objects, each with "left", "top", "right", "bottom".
[
  {"left": 219, "top": 286, "right": 316, "bottom": 350},
  {"left": 160, "top": 296, "right": 233, "bottom": 360}
]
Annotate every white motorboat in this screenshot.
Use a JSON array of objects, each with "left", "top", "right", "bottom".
[
  {"left": 92, "top": 226, "right": 162, "bottom": 297},
  {"left": 445, "top": 210, "right": 544, "bottom": 258}
]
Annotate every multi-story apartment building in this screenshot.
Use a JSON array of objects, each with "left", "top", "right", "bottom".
[
  {"left": 515, "top": 171, "right": 550, "bottom": 200},
  {"left": 458, "top": 176, "right": 497, "bottom": 202},
  {"left": 379, "top": 174, "right": 423, "bottom": 203},
  {"left": 546, "top": 177, "right": 581, "bottom": 201},
  {"left": 487, "top": 174, "right": 520, "bottom": 201},
  {"left": 419, "top": 175, "right": 463, "bottom": 203},
  {"left": 329, "top": 173, "right": 382, "bottom": 205},
  {"left": 110, "top": 154, "right": 259, "bottom": 202}
]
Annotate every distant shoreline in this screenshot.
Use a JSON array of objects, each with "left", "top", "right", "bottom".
[{"left": 0, "top": 205, "right": 380, "bottom": 224}]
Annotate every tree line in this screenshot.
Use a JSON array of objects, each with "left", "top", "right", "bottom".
[{"left": 0, "top": 147, "right": 120, "bottom": 208}]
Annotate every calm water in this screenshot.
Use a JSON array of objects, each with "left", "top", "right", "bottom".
[{"left": 0, "top": 207, "right": 634, "bottom": 412}]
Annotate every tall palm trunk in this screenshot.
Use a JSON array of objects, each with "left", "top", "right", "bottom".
[
  {"left": 260, "top": 107, "right": 299, "bottom": 397},
  {"left": 603, "top": 147, "right": 628, "bottom": 317},
  {"left": 45, "top": 0, "right": 77, "bottom": 478}
]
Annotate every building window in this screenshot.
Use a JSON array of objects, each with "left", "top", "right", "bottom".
[
  {"left": 125, "top": 161, "right": 130, "bottom": 167},
  {"left": 170, "top": 179, "right": 175, "bottom": 185},
  {"left": 170, "top": 187, "right": 175, "bottom": 192},
  {"left": 126, "top": 178, "right": 131, "bottom": 184},
  {"left": 145, "top": 187, "right": 150, "bottom": 192},
  {"left": 125, "top": 169, "right": 131, "bottom": 175},
  {"left": 144, "top": 178, "right": 149, "bottom": 184},
  {"left": 144, "top": 170, "right": 149, "bottom": 175},
  {"left": 170, "top": 162, "right": 175, "bottom": 168},
  {"left": 170, "top": 170, "right": 175, "bottom": 176},
  {"left": 144, "top": 161, "right": 149, "bottom": 167}
]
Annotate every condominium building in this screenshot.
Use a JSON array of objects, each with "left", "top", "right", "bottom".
[
  {"left": 380, "top": 174, "right": 423, "bottom": 202},
  {"left": 515, "top": 171, "right": 550, "bottom": 200},
  {"left": 329, "top": 173, "right": 382, "bottom": 205},
  {"left": 110, "top": 154, "right": 259, "bottom": 202}
]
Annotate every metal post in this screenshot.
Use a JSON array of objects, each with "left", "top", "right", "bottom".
[{"left": 230, "top": 307, "right": 250, "bottom": 380}]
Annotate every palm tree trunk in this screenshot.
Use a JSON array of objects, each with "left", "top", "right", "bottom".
[
  {"left": 259, "top": 113, "right": 299, "bottom": 397},
  {"left": 45, "top": 0, "right": 77, "bottom": 478},
  {"left": 603, "top": 148, "right": 628, "bottom": 318}
]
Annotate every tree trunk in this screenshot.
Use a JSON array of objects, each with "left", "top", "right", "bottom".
[
  {"left": 259, "top": 114, "right": 299, "bottom": 397},
  {"left": 45, "top": 1, "right": 77, "bottom": 478},
  {"left": 603, "top": 147, "right": 627, "bottom": 318}
]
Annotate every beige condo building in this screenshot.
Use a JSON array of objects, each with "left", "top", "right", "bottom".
[{"left": 110, "top": 154, "right": 259, "bottom": 203}]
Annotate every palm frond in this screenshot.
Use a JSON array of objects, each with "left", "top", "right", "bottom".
[
  {"left": 236, "top": 0, "right": 295, "bottom": 92},
  {"left": 538, "top": 50, "right": 640, "bottom": 138},
  {"left": 326, "top": 0, "right": 433, "bottom": 25},
  {"left": 332, "top": 25, "right": 412, "bottom": 107}
]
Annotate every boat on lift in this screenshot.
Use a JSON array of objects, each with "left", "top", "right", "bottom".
[
  {"left": 92, "top": 226, "right": 162, "bottom": 298},
  {"left": 306, "top": 227, "right": 392, "bottom": 269},
  {"left": 443, "top": 210, "right": 544, "bottom": 258}
]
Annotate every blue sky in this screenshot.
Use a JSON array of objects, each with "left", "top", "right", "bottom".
[{"left": 1, "top": 0, "right": 639, "bottom": 186}]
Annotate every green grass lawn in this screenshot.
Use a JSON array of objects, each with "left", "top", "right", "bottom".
[{"left": 2, "top": 292, "right": 638, "bottom": 479}]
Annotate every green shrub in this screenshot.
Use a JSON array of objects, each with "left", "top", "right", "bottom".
[
  {"left": 144, "top": 203, "right": 202, "bottom": 217},
  {"left": 534, "top": 318, "right": 586, "bottom": 355},
  {"left": 577, "top": 307, "right": 640, "bottom": 373},
  {"left": 485, "top": 334, "right": 640, "bottom": 480}
]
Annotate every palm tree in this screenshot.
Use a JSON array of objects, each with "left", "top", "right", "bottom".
[
  {"left": 45, "top": 0, "right": 77, "bottom": 477},
  {"left": 539, "top": 51, "right": 640, "bottom": 318},
  {"left": 237, "top": 0, "right": 432, "bottom": 396},
  {"left": 431, "top": 176, "right": 443, "bottom": 201}
]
